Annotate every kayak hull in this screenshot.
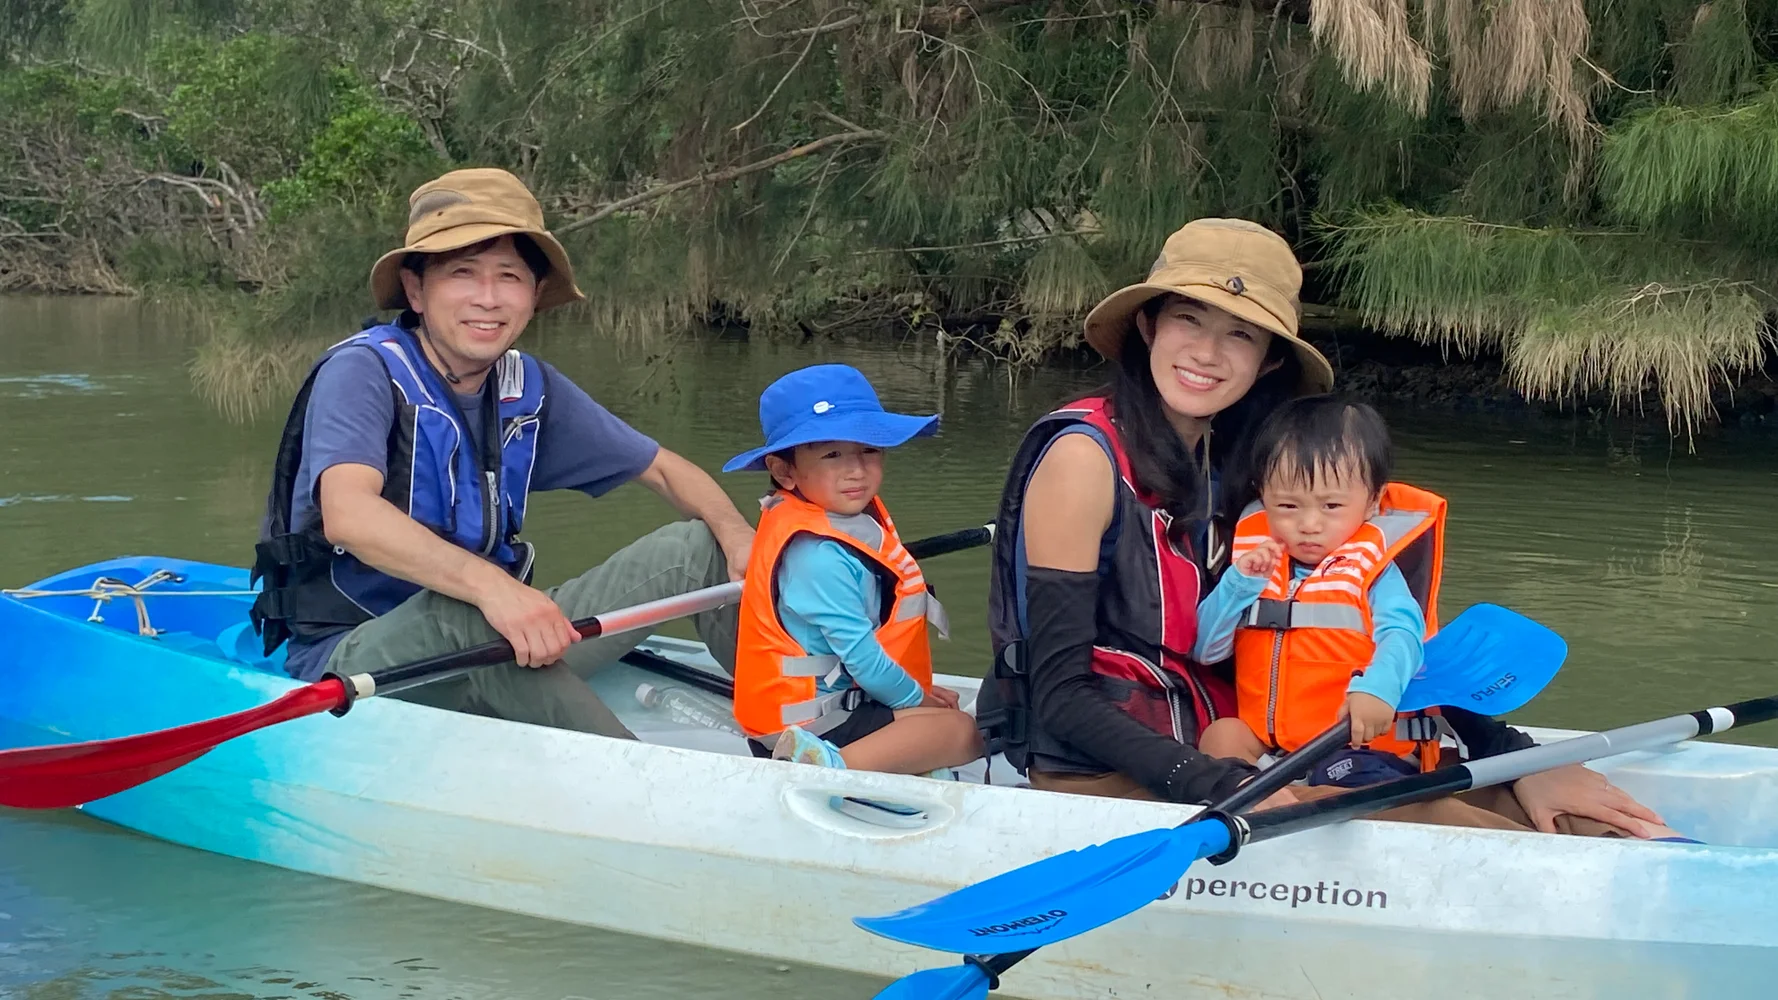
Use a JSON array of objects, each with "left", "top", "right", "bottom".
[{"left": 5, "top": 556, "right": 1777, "bottom": 1000}]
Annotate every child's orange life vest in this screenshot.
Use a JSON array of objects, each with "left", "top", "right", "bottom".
[
  {"left": 1229, "top": 483, "right": 1447, "bottom": 762},
  {"left": 732, "top": 490, "right": 939, "bottom": 739}
]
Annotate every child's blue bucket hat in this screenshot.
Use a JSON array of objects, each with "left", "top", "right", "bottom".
[{"left": 722, "top": 364, "right": 939, "bottom": 473}]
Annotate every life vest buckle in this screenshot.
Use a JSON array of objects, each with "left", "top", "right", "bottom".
[
  {"left": 1246, "top": 597, "right": 1294, "bottom": 630},
  {"left": 1396, "top": 711, "right": 1436, "bottom": 743}
]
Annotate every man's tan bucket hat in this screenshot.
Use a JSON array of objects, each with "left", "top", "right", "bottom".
[
  {"left": 1083, "top": 218, "right": 1333, "bottom": 394},
  {"left": 369, "top": 167, "right": 585, "bottom": 312}
]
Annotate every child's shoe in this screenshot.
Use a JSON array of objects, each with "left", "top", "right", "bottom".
[{"left": 772, "top": 725, "right": 847, "bottom": 769}]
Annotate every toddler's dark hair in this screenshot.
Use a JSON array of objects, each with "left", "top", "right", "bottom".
[{"left": 1249, "top": 395, "right": 1393, "bottom": 495}]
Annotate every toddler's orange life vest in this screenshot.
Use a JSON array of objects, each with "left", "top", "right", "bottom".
[
  {"left": 732, "top": 491, "right": 940, "bottom": 739},
  {"left": 1230, "top": 483, "right": 1447, "bottom": 762}
]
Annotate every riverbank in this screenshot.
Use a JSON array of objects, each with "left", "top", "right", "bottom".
[
  {"left": 1315, "top": 332, "right": 1778, "bottom": 433},
  {"left": 925, "top": 320, "right": 1778, "bottom": 437}
]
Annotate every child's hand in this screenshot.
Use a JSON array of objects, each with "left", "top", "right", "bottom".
[
  {"left": 922, "top": 685, "right": 961, "bottom": 710},
  {"left": 1343, "top": 692, "right": 1397, "bottom": 747},
  {"left": 1235, "top": 538, "right": 1283, "bottom": 578}
]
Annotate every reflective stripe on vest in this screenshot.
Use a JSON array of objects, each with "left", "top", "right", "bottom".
[
  {"left": 1239, "top": 601, "right": 1368, "bottom": 632},
  {"left": 1230, "top": 482, "right": 1448, "bottom": 757},
  {"left": 731, "top": 491, "right": 938, "bottom": 739}
]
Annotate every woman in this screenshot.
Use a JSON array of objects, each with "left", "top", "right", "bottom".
[{"left": 976, "top": 218, "right": 1673, "bottom": 837}]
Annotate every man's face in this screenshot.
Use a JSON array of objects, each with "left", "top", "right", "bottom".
[{"left": 399, "top": 235, "right": 539, "bottom": 374}]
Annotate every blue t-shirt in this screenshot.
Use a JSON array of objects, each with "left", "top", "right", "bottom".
[
  {"left": 776, "top": 536, "right": 926, "bottom": 710},
  {"left": 281, "top": 346, "right": 661, "bottom": 680}
]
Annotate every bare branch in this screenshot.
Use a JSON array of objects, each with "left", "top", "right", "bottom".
[
  {"left": 847, "top": 230, "right": 1099, "bottom": 256},
  {"left": 560, "top": 130, "right": 890, "bottom": 234},
  {"left": 815, "top": 108, "right": 872, "bottom": 134},
  {"left": 732, "top": 10, "right": 839, "bottom": 133},
  {"left": 786, "top": 13, "right": 861, "bottom": 37}
]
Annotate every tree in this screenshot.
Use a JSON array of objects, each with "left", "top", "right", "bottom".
[{"left": 3, "top": 0, "right": 1775, "bottom": 430}]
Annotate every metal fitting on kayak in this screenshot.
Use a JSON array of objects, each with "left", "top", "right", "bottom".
[
  {"left": 1202, "top": 810, "right": 1250, "bottom": 865},
  {"left": 321, "top": 670, "right": 378, "bottom": 717},
  {"left": 962, "top": 954, "right": 1002, "bottom": 991}
]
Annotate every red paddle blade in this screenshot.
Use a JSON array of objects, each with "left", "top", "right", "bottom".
[{"left": 0, "top": 678, "right": 346, "bottom": 809}]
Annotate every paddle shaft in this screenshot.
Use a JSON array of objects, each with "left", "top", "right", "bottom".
[
  {"left": 328, "top": 523, "right": 995, "bottom": 709},
  {"left": 1230, "top": 694, "right": 1778, "bottom": 850}
]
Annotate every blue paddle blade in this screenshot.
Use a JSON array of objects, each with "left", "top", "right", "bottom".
[
  {"left": 872, "top": 963, "right": 992, "bottom": 1000},
  {"left": 1399, "top": 603, "right": 1565, "bottom": 716},
  {"left": 854, "top": 817, "right": 1231, "bottom": 954}
]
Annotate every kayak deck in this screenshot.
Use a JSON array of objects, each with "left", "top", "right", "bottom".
[{"left": 5, "top": 555, "right": 1015, "bottom": 785}]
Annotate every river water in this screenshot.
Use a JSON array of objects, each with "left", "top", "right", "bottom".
[{"left": 2, "top": 296, "right": 1776, "bottom": 999}]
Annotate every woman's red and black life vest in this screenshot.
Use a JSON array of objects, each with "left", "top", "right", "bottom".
[
  {"left": 249, "top": 323, "right": 545, "bottom": 658},
  {"left": 977, "top": 396, "right": 1236, "bottom": 776}
]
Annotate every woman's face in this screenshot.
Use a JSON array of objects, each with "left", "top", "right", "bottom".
[{"left": 1137, "top": 295, "right": 1278, "bottom": 421}]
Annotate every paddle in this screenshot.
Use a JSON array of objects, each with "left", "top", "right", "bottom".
[
  {"left": 872, "top": 721, "right": 1359, "bottom": 1000},
  {"left": 0, "top": 523, "right": 995, "bottom": 810},
  {"left": 876, "top": 692, "right": 1778, "bottom": 1000},
  {"left": 860, "top": 602, "right": 1566, "bottom": 997}
]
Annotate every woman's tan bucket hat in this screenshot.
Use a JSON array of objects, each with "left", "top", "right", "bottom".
[
  {"left": 1083, "top": 218, "right": 1333, "bottom": 394},
  {"left": 369, "top": 167, "right": 585, "bottom": 312}
]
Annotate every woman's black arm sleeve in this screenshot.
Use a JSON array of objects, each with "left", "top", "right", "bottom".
[
  {"left": 1024, "top": 566, "right": 1255, "bottom": 803},
  {"left": 1441, "top": 706, "right": 1537, "bottom": 759}
]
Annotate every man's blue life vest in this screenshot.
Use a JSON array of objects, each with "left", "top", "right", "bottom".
[{"left": 250, "top": 323, "right": 546, "bottom": 655}]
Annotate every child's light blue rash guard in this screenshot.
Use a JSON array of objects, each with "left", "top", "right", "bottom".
[
  {"left": 1192, "top": 560, "right": 1424, "bottom": 706},
  {"left": 775, "top": 535, "right": 925, "bottom": 709}
]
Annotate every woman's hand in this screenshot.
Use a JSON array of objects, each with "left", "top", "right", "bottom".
[
  {"left": 1512, "top": 764, "right": 1670, "bottom": 838},
  {"left": 1233, "top": 772, "right": 1300, "bottom": 811},
  {"left": 1249, "top": 784, "right": 1299, "bottom": 811}
]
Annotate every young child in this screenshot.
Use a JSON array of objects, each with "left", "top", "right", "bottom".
[
  {"left": 1194, "top": 395, "right": 1446, "bottom": 786},
  {"left": 723, "top": 364, "right": 982, "bottom": 776}
]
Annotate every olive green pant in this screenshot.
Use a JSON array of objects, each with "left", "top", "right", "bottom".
[{"left": 322, "top": 520, "right": 738, "bottom": 740}]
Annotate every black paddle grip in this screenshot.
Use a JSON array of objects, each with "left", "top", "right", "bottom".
[{"left": 905, "top": 524, "right": 994, "bottom": 560}]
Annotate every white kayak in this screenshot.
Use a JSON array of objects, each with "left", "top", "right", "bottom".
[{"left": 4, "top": 556, "right": 1777, "bottom": 999}]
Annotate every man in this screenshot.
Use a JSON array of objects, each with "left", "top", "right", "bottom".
[{"left": 250, "top": 167, "right": 755, "bottom": 739}]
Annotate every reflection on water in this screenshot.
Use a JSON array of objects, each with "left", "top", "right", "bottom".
[
  {"left": 0, "top": 807, "right": 881, "bottom": 1000},
  {"left": 4, "top": 295, "right": 1778, "bottom": 997}
]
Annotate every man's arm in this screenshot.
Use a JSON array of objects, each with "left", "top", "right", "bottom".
[
  {"left": 633, "top": 448, "right": 755, "bottom": 581},
  {"left": 527, "top": 363, "right": 754, "bottom": 578},
  {"left": 318, "top": 463, "right": 579, "bottom": 666}
]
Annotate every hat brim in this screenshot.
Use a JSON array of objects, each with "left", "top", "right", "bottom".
[
  {"left": 369, "top": 222, "right": 586, "bottom": 313},
  {"left": 1082, "top": 281, "right": 1334, "bottom": 395},
  {"left": 723, "top": 411, "right": 940, "bottom": 473}
]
